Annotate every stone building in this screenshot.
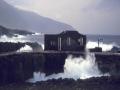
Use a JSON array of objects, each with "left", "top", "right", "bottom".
[{"left": 44, "top": 30, "right": 86, "bottom": 52}]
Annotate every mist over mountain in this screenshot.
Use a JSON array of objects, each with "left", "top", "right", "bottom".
[{"left": 0, "top": 0, "right": 73, "bottom": 34}]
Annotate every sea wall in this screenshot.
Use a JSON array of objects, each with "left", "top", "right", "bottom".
[
  {"left": 0, "top": 52, "right": 120, "bottom": 85},
  {"left": 0, "top": 53, "right": 45, "bottom": 85},
  {"left": 44, "top": 53, "right": 67, "bottom": 75},
  {"left": 96, "top": 54, "right": 120, "bottom": 76},
  {"left": 0, "top": 52, "right": 75, "bottom": 85}
]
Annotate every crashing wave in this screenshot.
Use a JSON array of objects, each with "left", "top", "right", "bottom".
[
  {"left": 0, "top": 34, "right": 44, "bottom": 50},
  {"left": 32, "top": 32, "right": 44, "bottom": 36},
  {"left": 28, "top": 52, "right": 109, "bottom": 83},
  {"left": 17, "top": 44, "right": 33, "bottom": 52},
  {"left": 86, "top": 41, "right": 119, "bottom": 51},
  {"left": 0, "top": 35, "right": 27, "bottom": 43}
]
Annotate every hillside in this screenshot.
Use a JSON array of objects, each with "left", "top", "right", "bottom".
[
  {"left": 0, "top": 25, "right": 34, "bottom": 37},
  {"left": 0, "top": 0, "right": 73, "bottom": 34}
]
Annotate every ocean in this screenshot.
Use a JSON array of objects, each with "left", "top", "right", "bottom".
[
  {"left": 1, "top": 34, "right": 119, "bottom": 52},
  {"left": 87, "top": 35, "right": 120, "bottom": 51},
  {"left": 1, "top": 34, "right": 120, "bottom": 46},
  {"left": 87, "top": 35, "right": 120, "bottom": 45}
]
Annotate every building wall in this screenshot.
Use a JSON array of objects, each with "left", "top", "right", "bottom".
[
  {"left": 44, "top": 31, "right": 86, "bottom": 52},
  {"left": 45, "top": 35, "right": 58, "bottom": 50}
]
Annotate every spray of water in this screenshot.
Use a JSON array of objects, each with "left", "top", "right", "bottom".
[
  {"left": 17, "top": 44, "right": 33, "bottom": 52},
  {"left": 86, "top": 41, "right": 118, "bottom": 51},
  {"left": 0, "top": 34, "right": 44, "bottom": 50},
  {"left": 28, "top": 52, "right": 109, "bottom": 83}
]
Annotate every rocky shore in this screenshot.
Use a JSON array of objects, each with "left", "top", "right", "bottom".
[
  {"left": 0, "top": 76, "right": 120, "bottom": 90},
  {"left": 0, "top": 42, "right": 42, "bottom": 53}
]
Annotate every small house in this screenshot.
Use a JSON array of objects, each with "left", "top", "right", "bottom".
[{"left": 44, "top": 30, "right": 86, "bottom": 52}]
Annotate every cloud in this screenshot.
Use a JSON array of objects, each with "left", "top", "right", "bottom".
[{"left": 98, "top": 0, "right": 120, "bottom": 10}]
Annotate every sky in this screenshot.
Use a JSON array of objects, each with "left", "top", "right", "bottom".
[{"left": 4, "top": 0, "right": 120, "bottom": 35}]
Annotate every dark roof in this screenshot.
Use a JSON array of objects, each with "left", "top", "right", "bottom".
[
  {"left": 60, "top": 30, "right": 85, "bottom": 36},
  {"left": 45, "top": 30, "right": 86, "bottom": 37}
]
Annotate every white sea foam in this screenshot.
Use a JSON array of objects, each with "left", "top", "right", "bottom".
[
  {"left": 0, "top": 35, "right": 27, "bottom": 43},
  {"left": 17, "top": 44, "right": 33, "bottom": 52},
  {"left": 32, "top": 32, "right": 44, "bottom": 36},
  {"left": 40, "top": 43, "right": 45, "bottom": 50},
  {"left": 28, "top": 52, "right": 109, "bottom": 83},
  {"left": 0, "top": 34, "right": 44, "bottom": 52},
  {"left": 86, "top": 41, "right": 119, "bottom": 51}
]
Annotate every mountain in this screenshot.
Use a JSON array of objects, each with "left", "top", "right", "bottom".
[
  {"left": 0, "top": 0, "right": 74, "bottom": 34},
  {"left": 0, "top": 25, "right": 34, "bottom": 37}
]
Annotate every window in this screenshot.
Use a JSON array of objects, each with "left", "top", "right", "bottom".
[
  {"left": 50, "top": 41, "right": 55, "bottom": 46},
  {"left": 78, "top": 38, "right": 83, "bottom": 46},
  {"left": 67, "top": 37, "right": 71, "bottom": 46},
  {"left": 58, "top": 37, "right": 62, "bottom": 51}
]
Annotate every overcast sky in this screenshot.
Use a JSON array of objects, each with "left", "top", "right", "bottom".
[{"left": 4, "top": 0, "right": 120, "bottom": 35}]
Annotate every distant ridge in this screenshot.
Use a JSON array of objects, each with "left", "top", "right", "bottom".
[
  {"left": 0, "top": 0, "right": 74, "bottom": 34},
  {"left": 0, "top": 25, "right": 34, "bottom": 37}
]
